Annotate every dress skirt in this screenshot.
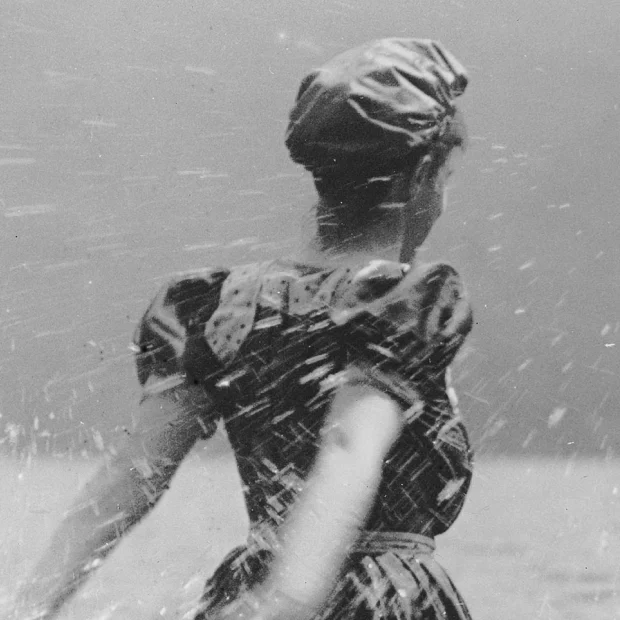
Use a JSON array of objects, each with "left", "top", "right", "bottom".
[{"left": 193, "top": 530, "right": 473, "bottom": 620}]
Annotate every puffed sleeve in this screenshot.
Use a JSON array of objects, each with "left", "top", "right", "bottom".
[
  {"left": 343, "top": 263, "right": 474, "bottom": 532},
  {"left": 343, "top": 262, "right": 473, "bottom": 408},
  {"left": 133, "top": 268, "right": 230, "bottom": 399}
]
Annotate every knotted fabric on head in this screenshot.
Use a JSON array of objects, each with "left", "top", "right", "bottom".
[{"left": 285, "top": 38, "right": 468, "bottom": 177}]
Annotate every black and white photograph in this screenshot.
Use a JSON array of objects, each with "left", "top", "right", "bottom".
[{"left": 0, "top": 1, "right": 618, "bottom": 618}]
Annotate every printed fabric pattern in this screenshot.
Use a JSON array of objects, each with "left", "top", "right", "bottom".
[{"left": 134, "top": 258, "right": 474, "bottom": 620}]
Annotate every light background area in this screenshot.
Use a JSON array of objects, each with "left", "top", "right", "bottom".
[
  {"left": 1, "top": 0, "right": 619, "bottom": 618},
  {"left": 1, "top": 454, "right": 620, "bottom": 620},
  {"left": 0, "top": 0, "right": 618, "bottom": 455}
]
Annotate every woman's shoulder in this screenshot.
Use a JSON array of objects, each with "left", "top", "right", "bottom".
[
  {"left": 160, "top": 266, "right": 231, "bottom": 300},
  {"left": 140, "top": 267, "right": 232, "bottom": 326},
  {"left": 136, "top": 261, "right": 318, "bottom": 368},
  {"left": 274, "top": 257, "right": 471, "bottom": 334},
  {"left": 132, "top": 267, "right": 231, "bottom": 389},
  {"left": 377, "top": 260, "right": 472, "bottom": 345},
  {"left": 329, "top": 259, "right": 468, "bottom": 318},
  {"left": 336, "top": 259, "right": 472, "bottom": 374},
  {"left": 399, "top": 260, "right": 472, "bottom": 339},
  {"left": 399, "top": 261, "right": 469, "bottom": 320}
]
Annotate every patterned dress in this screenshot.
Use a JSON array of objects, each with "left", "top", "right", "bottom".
[{"left": 134, "top": 258, "right": 474, "bottom": 620}]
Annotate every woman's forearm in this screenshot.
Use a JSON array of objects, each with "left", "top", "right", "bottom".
[
  {"left": 214, "top": 445, "right": 381, "bottom": 620},
  {"left": 16, "top": 387, "right": 208, "bottom": 618},
  {"left": 266, "top": 446, "right": 381, "bottom": 618},
  {"left": 261, "top": 386, "right": 403, "bottom": 619},
  {"left": 16, "top": 456, "right": 155, "bottom": 618}
]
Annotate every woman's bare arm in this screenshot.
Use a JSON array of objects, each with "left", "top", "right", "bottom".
[
  {"left": 235, "top": 381, "right": 404, "bottom": 620},
  {"left": 14, "top": 382, "right": 215, "bottom": 620}
]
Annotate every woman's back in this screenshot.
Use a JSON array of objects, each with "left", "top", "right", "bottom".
[
  {"left": 135, "top": 258, "right": 473, "bottom": 536},
  {"left": 15, "top": 37, "right": 478, "bottom": 620}
]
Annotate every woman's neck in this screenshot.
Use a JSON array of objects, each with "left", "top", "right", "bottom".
[
  {"left": 294, "top": 241, "right": 402, "bottom": 267},
  {"left": 291, "top": 196, "right": 405, "bottom": 267}
]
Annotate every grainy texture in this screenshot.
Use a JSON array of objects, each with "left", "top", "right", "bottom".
[{"left": 1, "top": 455, "right": 619, "bottom": 620}]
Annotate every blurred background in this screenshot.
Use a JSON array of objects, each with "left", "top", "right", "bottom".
[
  {"left": 1, "top": 0, "right": 618, "bottom": 457},
  {"left": 0, "top": 0, "right": 619, "bottom": 618}
]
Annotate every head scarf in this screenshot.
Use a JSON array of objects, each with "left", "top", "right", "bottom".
[{"left": 285, "top": 38, "right": 468, "bottom": 177}]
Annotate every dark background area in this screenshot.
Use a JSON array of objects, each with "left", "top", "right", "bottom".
[{"left": 0, "top": 0, "right": 618, "bottom": 456}]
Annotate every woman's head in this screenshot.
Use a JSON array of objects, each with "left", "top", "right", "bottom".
[{"left": 286, "top": 38, "right": 468, "bottom": 256}]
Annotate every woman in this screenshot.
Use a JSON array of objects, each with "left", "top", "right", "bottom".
[{"left": 16, "top": 38, "right": 474, "bottom": 620}]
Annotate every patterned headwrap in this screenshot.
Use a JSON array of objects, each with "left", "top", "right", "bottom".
[{"left": 285, "top": 38, "right": 468, "bottom": 177}]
